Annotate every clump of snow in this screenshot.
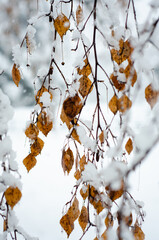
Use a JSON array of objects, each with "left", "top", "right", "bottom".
[
  {"left": 27, "top": 25, "right": 37, "bottom": 54},
  {"left": 76, "top": 126, "right": 97, "bottom": 152},
  {"left": 40, "top": 92, "right": 52, "bottom": 107},
  {"left": 69, "top": 80, "right": 80, "bottom": 97},
  {"left": 12, "top": 44, "right": 23, "bottom": 66}
]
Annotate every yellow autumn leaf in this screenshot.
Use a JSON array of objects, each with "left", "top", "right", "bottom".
[
  {"left": 78, "top": 206, "right": 88, "bottom": 232},
  {"left": 31, "top": 137, "right": 44, "bottom": 156},
  {"left": 80, "top": 186, "right": 88, "bottom": 200},
  {"left": 37, "top": 111, "right": 53, "bottom": 136},
  {"left": 4, "top": 187, "right": 22, "bottom": 209},
  {"left": 25, "top": 123, "right": 39, "bottom": 140},
  {"left": 106, "top": 180, "right": 124, "bottom": 201},
  {"left": 12, "top": 64, "right": 21, "bottom": 87},
  {"left": 79, "top": 155, "right": 87, "bottom": 171},
  {"left": 99, "top": 131, "right": 105, "bottom": 144},
  {"left": 3, "top": 219, "right": 7, "bottom": 232},
  {"left": 110, "top": 74, "right": 125, "bottom": 91},
  {"left": 133, "top": 223, "right": 145, "bottom": 240},
  {"left": 101, "top": 230, "right": 107, "bottom": 240},
  {"left": 79, "top": 76, "right": 93, "bottom": 98},
  {"left": 74, "top": 169, "right": 81, "bottom": 180},
  {"left": 60, "top": 213, "right": 74, "bottom": 237},
  {"left": 67, "top": 197, "right": 80, "bottom": 222},
  {"left": 105, "top": 212, "right": 114, "bottom": 229},
  {"left": 125, "top": 138, "right": 133, "bottom": 155},
  {"left": 93, "top": 200, "right": 104, "bottom": 214},
  {"left": 54, "top": 14, "right": 70, "bottom": 39},
  {"left": 145, "top": 84, "right": 159, "bottom": 108},
  {"left": 77, "top": 58, "right": 91, "bottom": 77},
  {"left": 23, "top": 153, "right": 37, "bottom": 172},
  {"left": 109, "top": 95, "right": 118, "bottom": 114},
  {"left": 62, "top": 148, "right": 74, "bottom": 174},
  {"left": 118, "top": 94, "right": 132, "bottom": 113}
]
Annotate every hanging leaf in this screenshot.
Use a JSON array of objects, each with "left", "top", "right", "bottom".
[
  {"left": 124, "top": 63, "right": 137, "bottom": 87},
  {"left": 37, "top": 111, "right": 53, "bottom": 136},
  {"left": 3, "top": 220, "right": 7, "bottom": 232},
  {"left": 109, "top": 95, "right": 119, "bottom": 114},
  {"left": 79, "top": 155, "right": 87, "bottom": 171},
  {"left": 99, "top": 131, "right": 105, "bottom": 144},
  {"left": 106, "top": 180, "right": 124, "bottom": 201},
  {"left": 110, "top": 74, "right": 125, "bottom": 91},
  {"left": 23, "top": 153, "right": 37, "bottom": 172},
  {"left": 60, "top": 213, "right": 74, "bottom": 237},
  {"left": 4, "top": 187, "right": 22, "bottom": 209},
  {"left": 80, "top": 186, "right": 88, "bottom": 200},
  {"left": 133, "top": 223, "right": 145, "bottom": 240},
  {"left": 111, "top": 39, "right": 133, "bottom": 65},
  {"left": 25, "top": 123, "right": 39, "bottom": 140},
  {"left": 93, "top": 200, "right": 104, "bottom": 214},
  {"left": 12, "top": 64, "right": 21, "bottom": 87},
  {"left": 145, "top": 84, "right": 159, "bottom": 108},
  {"left": 90, "top": 186, "right": 98, "bottom": 198},
  {"left": 62, "top": 148, "right": 74, "bottom": 174},
  {"left": 68, "top": 197, "right": 80, "bottom": 222},
  {"left": 60, "top": 107, "right": 72, "bottom": 130},
  {"left": 35, "top": 86, "right": 53, "bottom": 107},
  {"left": 105, "top": 212, "right": 114, "bottom": 229},
  {"left": 125, "top": 138, "right": 133, "bottom": 155},
  {"left": 78, "top": 206, "right": 88, "bottom": 232},
  {"left": 76, "top": 5, "right": 83, "bottom": 25},
  {"left": 77, "top": 58, "right": 91, "bottom": 77},
  {"left": 63, "top": 94, "right": 82, "bottom": 121},
  {"left": 118, "top": 94, "right": 132, "bottom": 113},
  {"left": 31, "top": 137, "right": 44, "bottom": 156},
  {"left": 79, "top": 76, "right": 93, "bottom": 98},
  {"left": 54, "top": 14, "right": 70, "bottom": 39},
  {"left": 71, "top": 128, "right": 81, "bottom": 144},
  {"left": 74, "top": 169, "right": 81, "bottom": 180},
  {"left": 124, "top": 213, "right": 133, "bottom": 226}
]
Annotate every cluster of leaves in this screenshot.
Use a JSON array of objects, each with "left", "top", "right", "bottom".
[{"left": 9, "top": 0, "right": 159, "bottom": 239}]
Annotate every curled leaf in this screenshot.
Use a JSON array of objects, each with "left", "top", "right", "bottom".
[
  {"left": 4, "top": 187, "right": 22, "bottom": 209},
  {"left": 12, "top": 64, "right": 21, "bottom": 87},
  {"left": 54, "top": 14, "right": 70, "bottom": 39},
  {"left": 23, "top": 153, "right": 37, "bottom": 172},
  {"left": 62, "top": 148, "right": 74, "bottom": 174}
]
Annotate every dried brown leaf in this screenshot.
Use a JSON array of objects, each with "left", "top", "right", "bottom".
[
  {"left": 145, "top": 84, "right": 159, "bottom": 108},
  {"left": 37, "top": 111, "right": 53, "bottom": 136},
  {"left": 12, "top": 64, "right": 21, "bottom": 87},
  {"left": 118, "top": 94, "right": 132, "bottom": 113},
  {"left": 79, "top": 76, "right": 93, "bottom": 98},
  {"left": 62, "top": 148, "right": 74, "bottom": 174},
  {"left": 60, "top": 213, "right": 74, "bottom": 237},
  {"left": 63, "top": 94, "right": 82, "bottom": 121},
  {"left": 31, "top": 137, "right": 44, "bottom": 156},
  {"left": 78, "top": 206, "right": 88, "bottom": 232},
  {"left": 25, "top": 123, "right": 39, "bottom": 140}
]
